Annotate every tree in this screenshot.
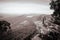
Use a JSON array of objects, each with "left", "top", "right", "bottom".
[
  {"left": 0, "top": 20, "right": 11, "bottom": 33},
  {"left": 0, "top": 20, "right": 11, "bottom": 40},
  {"left": 50, "top": 0, "right": 60, "bottom": 25}
]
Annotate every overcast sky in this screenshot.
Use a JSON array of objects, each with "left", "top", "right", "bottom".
[{"left": 0, "top": 0, "right": 53, "bottom": 16}]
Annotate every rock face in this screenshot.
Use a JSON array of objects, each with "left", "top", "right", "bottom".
[{"left": 0, "top": 14, "right": 60, "bottom": 40}]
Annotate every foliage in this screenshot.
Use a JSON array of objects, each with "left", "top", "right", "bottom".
[{"left": 50, "top": 0, "right": 60, "bottom": 25}]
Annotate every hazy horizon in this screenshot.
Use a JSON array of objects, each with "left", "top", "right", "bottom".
[{"left": 0, "top": 0, "right": 53, "bottom": 16}]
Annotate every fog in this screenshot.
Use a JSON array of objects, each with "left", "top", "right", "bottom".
[{"left": 0, "top": 0, "right": 53, "bottom": 16}]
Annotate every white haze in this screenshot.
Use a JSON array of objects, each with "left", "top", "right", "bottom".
[{"left": 0, "top": 2, "right": 53, "bottom": 16}]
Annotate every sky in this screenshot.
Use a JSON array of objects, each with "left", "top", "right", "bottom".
[{"left": 0, "top": 0, "right": 54, "bottom": 16}]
